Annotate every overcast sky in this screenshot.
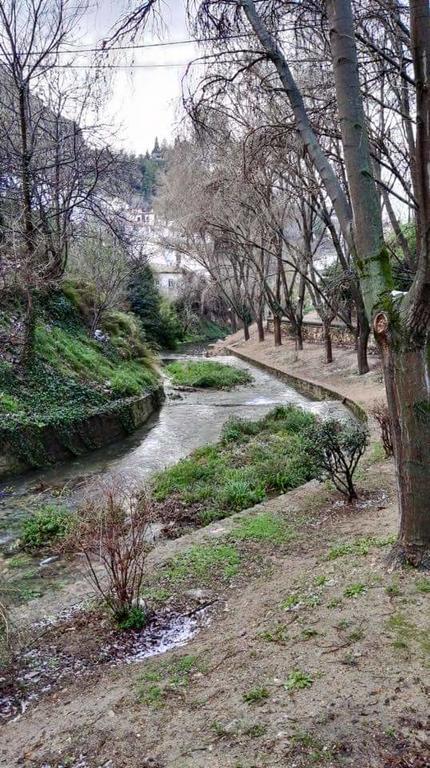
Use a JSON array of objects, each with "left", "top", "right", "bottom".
[{"left": 80, "top": 1, "right": 197, "bottom": 155}]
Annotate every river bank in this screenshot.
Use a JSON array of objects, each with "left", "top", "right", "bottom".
[
  {"left": 3, "top": 345, "right": 428, "bottom": 768},
  {"left": 210, "top": 324, "right": 386, "bottom": 415}
]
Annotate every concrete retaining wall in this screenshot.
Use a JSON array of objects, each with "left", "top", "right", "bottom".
[
  {"left": 0, "top": 386, "right": 165, "bottom": 480},
  {"left": 228, "top": 348, "right": 367, "bottom": 423}
]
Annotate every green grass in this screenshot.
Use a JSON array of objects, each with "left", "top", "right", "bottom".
[
  {"left": 165, "top": 359, "right": 252, "bottom": 389},
  {"left": 416, "top": 578, "right": 430, "bottom": 594},
  {"left": 165, "top": 543, "right": 241, "bottom": 584},
  {"left": 152, "top": 406, "right": 317, "bottom": 526},
  {"left": 327, "top": 534, "right": 396, "bottom": 560},
  {"left": 242, "top": 687, "right": 270, "bottom": 704},
  {"left": 344, "top": 582, "right": 367, "bottom": 599},
  {"left": 232, "top": 512, "right": 294, "bottom": 544},
  {"left": 0, "top": 291, "right": 159, "bottom": 468}
]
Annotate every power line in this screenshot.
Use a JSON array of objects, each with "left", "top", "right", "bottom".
[{"left": 0, "top": 27, "right": 301, "bottom": 58}]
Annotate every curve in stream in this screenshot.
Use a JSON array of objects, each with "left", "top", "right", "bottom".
[{"left": 0, "top": 354, "right": 351, "bottom": 543}]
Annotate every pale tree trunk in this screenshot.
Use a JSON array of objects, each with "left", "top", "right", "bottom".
[{"left": 243, "top": 0, "right": 430, "bottom": 565}]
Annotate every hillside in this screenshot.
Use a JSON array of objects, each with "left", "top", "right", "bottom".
[{"left": 0, "top": 288, "right": 160, "bottom": 472}]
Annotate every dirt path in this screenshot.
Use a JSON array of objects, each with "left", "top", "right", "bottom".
[{"left": 2, "top": 455, "right": 430, "bottom": 768}]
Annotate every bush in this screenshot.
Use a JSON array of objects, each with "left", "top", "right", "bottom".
[
  {"left": 21, "top": 505, "right": 72, "bottom": 550},
  {"left": 165, "top": 360, "right": 252, "bottom": 389},
  {"left": 371, "top": 401, "right": 394, "bottom": 457},
  {"left": 305, "top": 420, "right": 368, "bottom": 502},
  {"left": 62, "top": 479, "right": 154, "bottom": 623}
]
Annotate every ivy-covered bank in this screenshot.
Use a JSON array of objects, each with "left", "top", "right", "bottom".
[{"left": 0, "top": 290, "right": 163, "bottom": 476}]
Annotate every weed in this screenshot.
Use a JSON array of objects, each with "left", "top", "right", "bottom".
[
  {"left": 243, "top": 687, "right": 270, "bottom": 704},
  {"left": 344, "top": 583, "right": 367, "bottom": 598},
  {"left": 282, "top": 591, "right": 320, "bottom": 611},
  {"left": 285, "top": 670, "right": 314, "bottom": 691},
  {"left": 327, "top": 534, "right": 396, "bottom": 560},
  {"left": 314, "top": 575, "right": 327, "bottom": 587},
  {"left": 385, "top": 582, "right": 401, "bottom": 597},
  {"left": 347, "top": 628, "right": 365, "bottom": 642},
  {"left": 416, "top": 578, "right": 430, "bottom": 594},
  {"left": 301, "top": 628, "right": 319, "bottom": 640},
  {"left": 136, "top": 654, "right": 201, "bottom": 707},
  {"left": 243, "top": 723, "right": 267, "bottom": 738},
  {"left": 258, "top": 624, "right": 289, "bottom": 644},
  {"left": 21, "top": 505, "right": 72, "bottom": 550},
  {"left": 116, "top": 606, "right": 146, "bottom": 631},
  {"left": 327, "top": 598, "right": 343, "bottom": 608}
]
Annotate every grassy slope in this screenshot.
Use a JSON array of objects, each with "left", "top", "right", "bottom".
[
  {"left": 0, "top": 291, "right": 159, "bottom": 432},
  {"left": 165, "top": 360, "right": 252, "bottom": 389}
]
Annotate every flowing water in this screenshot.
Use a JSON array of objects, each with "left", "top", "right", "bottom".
[
  {"left": 0, "top": 354, "right": 351, "bottom": 544},
  {"left": 0, "top": 353, "right": 353, "bottom": 723}
]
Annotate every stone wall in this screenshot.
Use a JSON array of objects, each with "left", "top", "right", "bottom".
[{"left": 0, "top": 386, "right": 165, "bottom": 481}]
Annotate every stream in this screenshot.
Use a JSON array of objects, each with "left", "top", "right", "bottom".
[
  {"left": 0, "top": 353, "right": 351, "bottom": 546},
  {"left": 0, "top": 353, "right": 353, "bottom": 723}
]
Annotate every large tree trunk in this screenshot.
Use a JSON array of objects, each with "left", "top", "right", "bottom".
[
  {"left": 375, "top": 315, "right": 430, "bottom": 567},
  {"left": 243, "top": 320, "right": 250, "bottom": 341},
  {"left": 273, "top": 315, "right": 282, "bottom": 346}
]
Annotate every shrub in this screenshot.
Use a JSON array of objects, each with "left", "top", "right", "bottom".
[
  {"left": 371, "top": 401, "right": 394, "bottom": 457},
  {"left": 21, "top": 505, "right": 72, "bottom": 550},
  {"left": 62, "top": 478, "right": 154, "bottom": 623},
  {"left": 305, "top": 419, "right": 368, "bottom": 502}
]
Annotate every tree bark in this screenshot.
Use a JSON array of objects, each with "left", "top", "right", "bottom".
[
  {"left": 296, "top": 324, "right": 303, "bottom": 351},
  {"left": 243, "top": 320, "right": 250, "bottom": 341},
  {"left": 356, "top": 306, "right": 370, "bottom": 375},
  {"left": 257, "top": 313, "right": 265, "bottom": 342},
  {"left": 323, "top": 321, "right": 333, "bottom": 364},
  {"left": 273, "top": 315, "right": 282, "bottom": 346}
]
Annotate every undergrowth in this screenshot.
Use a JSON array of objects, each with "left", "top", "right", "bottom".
[
  {"left": 165, "top": 359, "right": 252, "bottom": 389},
  {"left": 0, "top": 289, "right": 159, "bottom": 468},
  {"left": 152, "top": 406, "right": 317, "bottom": 525}
]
